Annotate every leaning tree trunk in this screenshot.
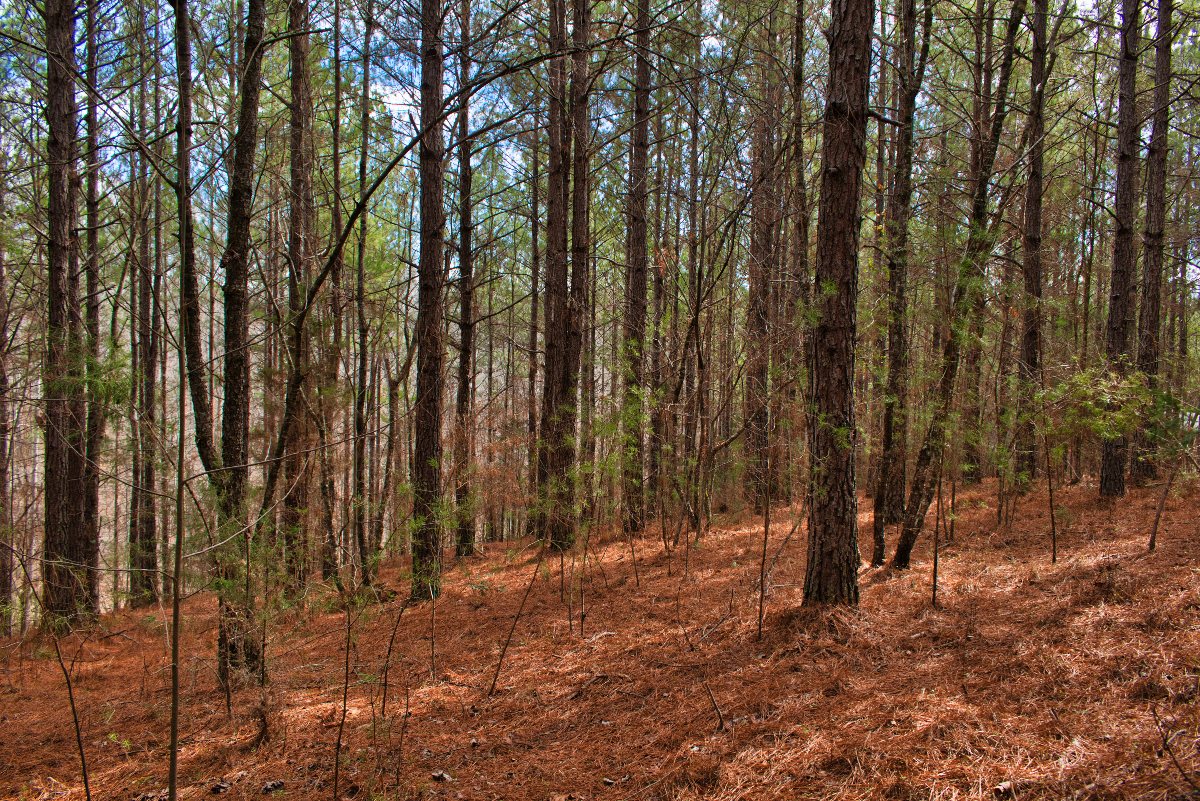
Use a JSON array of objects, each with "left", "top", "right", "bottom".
[
  {"left": 803, "top": 0, "right": 873, "bottom": 605},
  {"left": 892, "top": 0, "right": 1026, "bottom": 569},
  {"left": 1099, "top": 0, "right": 1141, "bottom": 498},
  {"left": 871, "top": 0, "right": 931, "bottom": 565}
]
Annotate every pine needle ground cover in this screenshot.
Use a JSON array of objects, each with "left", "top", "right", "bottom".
[{"left": 5, "top": 479, "right": 1198, "bottom": 800}]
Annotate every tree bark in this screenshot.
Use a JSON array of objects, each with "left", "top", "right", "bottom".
[
  {"left": 803, "top": 0, "right": 873, "bottom": 605},
  {"left": 213, "top": 0, "right": 268, "bottom": 683},
  {"left": 455, "top": 0, "right": 477, "bottom": 557},
  {"left": 1131, "top": 0, "right": 1172, "bottom": 484},
  {"left": 621, "top": 0, "right": 651, "bottom": 535},
  {"left": 1016, "top": 0, "right": 1048, "bottom": 484},
  {"left": 281, "top": 0, "right": 317, "bottom": 588},
  {"left": 1100, "top": 0, "right": 1141, "bottom": 498},
  {"left": 412, "top": 0, "right": 447, "bottom": 598},
  {"left": 43, "top": 0, "right": 96, "bottom": 622}
]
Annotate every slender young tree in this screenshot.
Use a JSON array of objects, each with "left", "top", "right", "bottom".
[
  {"left": 871, "top": 0, "right": 932, "bottom": 564},
  {"left": 893, "top": 0, "right": 1027, "bottom": 568},
  {"left": 353, "top": 0, "right": 376, "bottom": 584},
  {"left": 804, "top": 0, "right": 873, "bottom": 605},
  {"left": 455, "top": 0, "right": 477, "bottom": 557}
]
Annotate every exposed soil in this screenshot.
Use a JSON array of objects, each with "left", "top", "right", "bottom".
[{"left": 4, "top": 477, "right": 1199, "bottom": 800}]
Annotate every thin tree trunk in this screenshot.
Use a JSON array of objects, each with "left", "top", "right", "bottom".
[
  {"left": 893, "top": 0, "right": 1027, "bottom": 568},
  {"left": 281, "top": 0, "right": 317, "bottom": 589},
  {"left": 214, "top": 0, "right": 268, "bottom": 683},
  {"left": 871, "top": 0, "right": 931, "bottom": 565},
  {"left": 354, "top": 0, "right": 375, "bottom": 584},
  {"left": 1016, "top": 0, "right": 1048, "bottom": 484},
  {"left": 455, "top": 0, "right": 476, "bottom": 557}
]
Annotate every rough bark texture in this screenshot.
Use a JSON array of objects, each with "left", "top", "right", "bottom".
[
  {"left": 455, "top": 0, "right": 476, "bottom": 557},
  {"left": 1016, "top": 0, "right": 1048, "bottom": 484},
  {"left": 1099, "top": 0, "right": 1140, "bottom": 498},
  {"left": 82, "top": 0, "right": 104, "bottom": 609},
  {"left": 412, "top": 0, "right": 446, "bottom": 599},
  {"left": 1131, "top": 0, "right": 1172, "bottom": 485},
  {"left": 803, "top": 0, "right": 873, "bottom": 606},
  {"left": 130, "top": 18, "right": 160, "bottom": 604},
  {"left": 43, "top": 0, "right": 97, "bottom": 622},
  {"left": 354, "top": 0, "right": 375, "bottom": 584},
  {"left": 281, "top": 0, "right": 316, "bottom": 587},
  {"left": 0, "top": 173, "right": 12, "bottom": 630},
  {"left": 526, "top": 115, "right": 540, "bottom": 534},
  {"left": 536, "top": 0, "right": 570, "bottom": 548},
  {"left": 214, "top": 0, "right": 268, "bottom": 682},
  {"left": 556, "top": 0, "right": 591, "bottom": 551},
  {"left": 745, "top": 99, "right": 774, "bottom": 516},
  {"left": 621, "top": 0, "right": 651, "bottom": 535}
]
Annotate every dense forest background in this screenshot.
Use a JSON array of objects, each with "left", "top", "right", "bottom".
[
  {"left": 3, "top": 0, "right": 1200, "bottom": 795},
  {"left": 0, "top": 0, "right": 1197, "bottom": 679}
]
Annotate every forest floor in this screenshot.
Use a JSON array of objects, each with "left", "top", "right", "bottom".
[{"left": 4, "top": 477, "right": 1200, "bottom": 800}]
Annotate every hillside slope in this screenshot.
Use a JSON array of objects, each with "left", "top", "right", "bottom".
[{"left": 4, "top": 478, "right": 1200, "bottom": 800}]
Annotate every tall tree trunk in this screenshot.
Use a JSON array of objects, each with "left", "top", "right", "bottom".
[
  {"left": 871, "top": 0, "right": 931, "bottom": 565},
  {"left": 281, "top": 0, "right": 317, "bottom": 588},
  {"left": 536, "top": 0, "right": 573, "bottom": 549},
  {"left": 455, "top": 0, "right": 476, "bottom": 557},
  {"left": 354, "top": 0, "right": 375, "bottom": 584},
  {"left": 1100, "top": 0, "right": 1141, "bottom": 498},
  {"left": 82, "top": 0, "right": 104, "bottom": 608},
  {"left": 745, "top": 88, "right": 773, "bottom": 516},
  {"left": 622, "top": 0, "right": 651, "bottom": 535},
  {"left": 316, "top": 0, "right": 346, "bottom": 582},
  {"left": 804, "top": 0, "right": 873, "bottom": 605},
  {"left": 43, "top": 0, "right": 96, "bottom": 622},
  {"left": 0, "top": 171, "right": 12, "bottom": 631},
  {"left": 1016, "top": 0, "right": 1048, "bottom": 484},
  {"left": 130, "top": 14, "right": 160, "bottom": 604},
  {"left": 214, "top": 0, "right": 268, "bottom": 683},
  {"left": 1132, "top": 0, "right": 1172, "bottom": 484},
  {"left": 412, "top": 0, "right": 447, "bottom": 598},
  {"left": 526, "top": 109, "right": 541, "bottom": 534}
]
